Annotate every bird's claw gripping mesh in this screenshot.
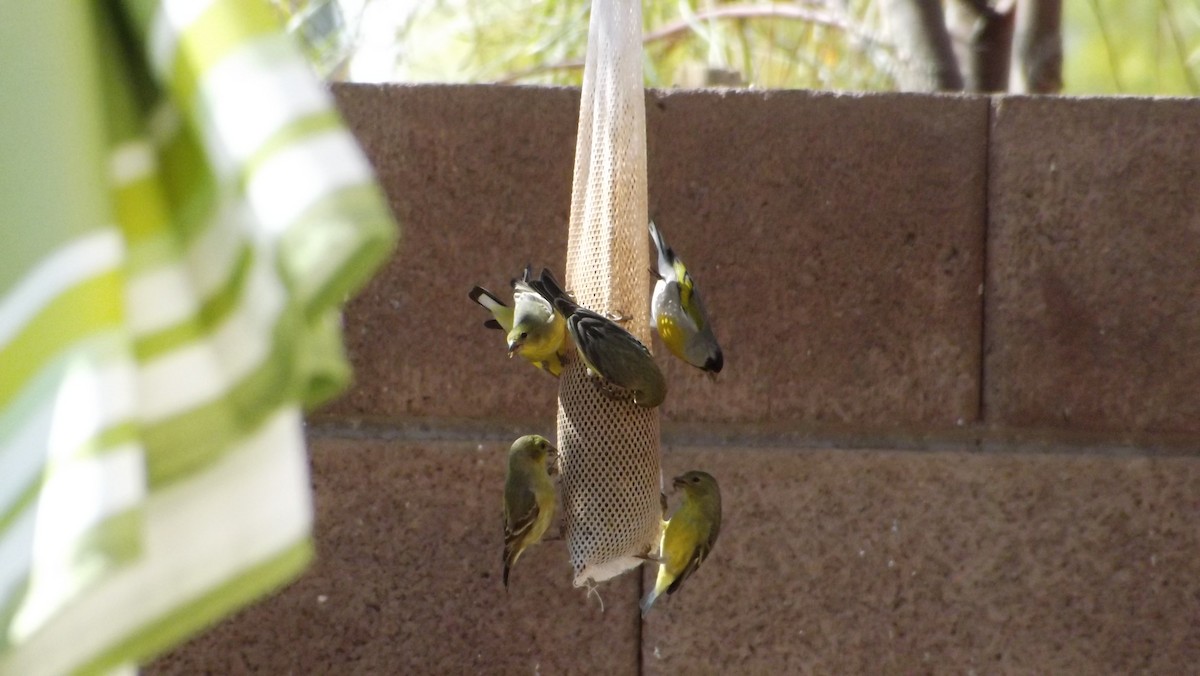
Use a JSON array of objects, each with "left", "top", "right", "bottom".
[{"left": 557, "top": 0, "right": 662, "bottom": 587}]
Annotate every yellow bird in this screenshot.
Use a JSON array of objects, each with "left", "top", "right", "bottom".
[
  {"left": 469, "top": 265, "right": 570, "bottom": 377},
  {"left": 641, "top": 470, "right": 722, "bottom": 616},
  {"left": 649, "top": 220, "right": 724, "bottom": 374},
  {"left": 534, "top": 270, "right": 667, "bottom": 408},
  {"left": 503, "top": 434, "right": 558, "bottom": 588}
]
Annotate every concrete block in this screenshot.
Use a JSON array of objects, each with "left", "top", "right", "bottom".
[
  {"left": 322, "top": 84, "right": 578, "bottom": 424},
  {"left": 148, "top": 437, "right": 639, "bottom": 674},
  {"left": 320, "top": 85, "right": 986, "bottom": 429},
  {"left": 645, "top": 90, "right": 986, "bottom": 426},
  {"left": 643, "top": 445, "right": 1200, "bottom": 673},
  {"left": 986, "top": 96, "right": 1200, "bottom": 434}
]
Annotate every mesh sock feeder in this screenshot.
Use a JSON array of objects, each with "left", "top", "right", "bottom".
[{"left": 557, "top": 0, "right": 663, "bottom": 587}]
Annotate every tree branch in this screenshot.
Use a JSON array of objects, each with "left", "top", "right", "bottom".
[
  {"left": 495, "top": 60, "right": 585, "bottom": 84},
  {"left": 1010, "top": 0, "right": 1062, "bottom": 93},
  {"left": 947, "top": 0, "right": 1015, "bottom": 92},
  {"left": 642, "top": 4, "right": 877, "bottom": 47},
  {"left": 495, "top": 3, "right": 893, "bottom": 85},
  {"left": 880, "top": 0, "right": 964, "bottom": 91}
]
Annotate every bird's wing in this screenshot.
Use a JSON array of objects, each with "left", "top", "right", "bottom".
[
  {"left": 679, "top": 272, "right": 709, "bottom": 331},
  {"left": 513, "top": 279, "right": 553, "bottom": 315},
  {"left": 665, "top": 539, "right": 712, "bottom": 596},
  {"left": 569, "top": 310, "right": 652, "bottom": 376},
  {"left": 567, "top": 311, "right": 605, "bottom": 357},
  {"left": 504, "top": 490, "right": 542, "bottom": 552},
  {"left": 648, "top": 220, "right": 676, "bottom": 279}
]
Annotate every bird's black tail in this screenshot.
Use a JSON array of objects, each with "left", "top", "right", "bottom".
[{"left": 531, "top": 268, "right": 579, "bottom": 315}]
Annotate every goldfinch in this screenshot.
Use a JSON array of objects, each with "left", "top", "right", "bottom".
[
  {"left": 469, "top": 265, "right": 570, "bottom": 377},
  {"left": 641, "top": 470, "right": 722, "bottom": 615},
  {"left": 535, "top": 269, "right": 667, "bottom": 408},
  {"left": 503, "top": 434, "right": 559, "bottom": 588},
  {"left": 649, "top": 220, "right": 723, "bottom": 374}
]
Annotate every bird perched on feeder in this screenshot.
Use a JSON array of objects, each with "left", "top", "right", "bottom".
[
  {"left": 503, "top": 434, "right": 559, "bottom": 588},
  {"left": 469, "top": 265, "right": 571, "bottom": 377},
  {"left": 648, "top": 220, "right": 724, "bottom": 375},
  {"left": 640, "top": 470, "right": 722, "bottom": 616},
  {"left": 533, "top": 269, "right": 667, "bottom": 408}
]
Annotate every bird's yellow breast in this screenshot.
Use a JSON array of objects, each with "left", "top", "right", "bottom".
[
  {"left": 656, "top": 315, "right": 689, "bottom": 362},
  {"left": 517, "top": 316, "right": 561, "bottom": 358}
]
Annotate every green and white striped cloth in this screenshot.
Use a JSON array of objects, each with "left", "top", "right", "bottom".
[{"left": 1, "top": 2, "right": 396, "bottom": 673}]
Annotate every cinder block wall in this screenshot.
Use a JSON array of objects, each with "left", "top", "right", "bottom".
[{"left": 149, "top": 86, "right": 1200, "bottom": 674}]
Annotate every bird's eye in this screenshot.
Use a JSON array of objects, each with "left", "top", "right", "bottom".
[
  {"left": 520, "top": 332, "right": 528, "bottom": 339},
  {"left": 691, "top": 476, "right": 700, "bottom": 483}
]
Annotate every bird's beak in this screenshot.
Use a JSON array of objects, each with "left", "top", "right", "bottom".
[
  {"left": 671, "top": 475, "right": 688, "bottom": 490},
  {"left": 506, "top": 341, "right": 520, "bottom": 357}
]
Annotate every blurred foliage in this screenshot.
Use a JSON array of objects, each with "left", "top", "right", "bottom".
[
  {"left": 1064, "top": 0, "right": 1199, "bottom": 95},
  {"left": 269, "top": 0, "right": 355, "bottom": 78},
  {"left": 308, "top": 0, "right": 902, "bottom": 89},
  {"left": 276, "top": 0, "right": 1200, "bottom": 95},
  {"left": 346, "top": 0, "right": 899, "bottom": 89}
]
